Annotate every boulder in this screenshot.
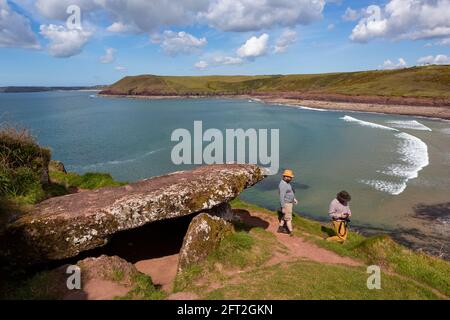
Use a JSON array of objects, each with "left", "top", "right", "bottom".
[
  {"left": 12, "top": 255, "right": 153, "bottom": 300},
  {"left": 178, "top": 213, "right": 233, "bottom": 272},
  {"left": 49, "top": 160, "right": 67, "bottom": 174},
  {"left": 0, "top": 164, "right": 265, "bottom": 265}
]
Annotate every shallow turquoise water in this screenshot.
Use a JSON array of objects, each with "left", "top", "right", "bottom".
[{"left": 1, "top": 91, "right": 449, "bottom": 252}]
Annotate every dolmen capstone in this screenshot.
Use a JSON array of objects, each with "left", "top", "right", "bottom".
[{"left": 0, "top": 164, "right": 266, "bottom": 265}]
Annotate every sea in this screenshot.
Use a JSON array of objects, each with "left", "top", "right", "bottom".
[{"left": 1, "top": 91, "right": 449, "bottom": 257}]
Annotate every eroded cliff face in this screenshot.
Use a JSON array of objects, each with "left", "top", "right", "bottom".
[{"left": 0, "top": 164, "right": 265, "bottom": 265}]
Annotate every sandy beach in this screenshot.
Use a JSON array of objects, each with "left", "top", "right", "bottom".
[
  {"left": 256, "top": 97, "right": 450, "bottom": 120},
  {"left": 99, "top": 93, "right": 450, "bottom": 120}
]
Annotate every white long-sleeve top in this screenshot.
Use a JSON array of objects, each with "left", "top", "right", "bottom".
[{"left": 328, "top": 198, "right": 351, "bottom": 221}]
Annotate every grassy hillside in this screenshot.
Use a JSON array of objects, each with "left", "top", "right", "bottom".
[
  {"left": 102, "top": 65, "right": 450, "bottom": 99},
  {"left": 173, "top": 199, "right": 450, "bottom": 300}
]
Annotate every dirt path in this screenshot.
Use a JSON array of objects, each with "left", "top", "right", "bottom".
[
  {"left": 135, "top": 254, "right": 179, "bottom": 292},
  {"left": 133, "top": 209, "right": 362, "bottom": 300},
  {"left": 237, "top": 210, "right": 362, "bottom": 267}
]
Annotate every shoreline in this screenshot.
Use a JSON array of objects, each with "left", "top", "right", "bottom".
[
  {"left": 258, "top": 97, "right": 450, "bottom": 121},
  {"left": 98, "top": 93, "right": 450, "bottom": 120}
]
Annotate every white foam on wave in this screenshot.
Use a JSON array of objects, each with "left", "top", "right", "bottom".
[
  {"left": 341, "top": 115, "right": 399, "bottom": 131},
  {"left": 366, "top": 133, "right": 429, "bottom": 195},
  {"left": 386, "top": 120, "right": 432, "bottom": 131},
  {"left": 296, "top": 105, "right": 328, "bottom": 112},
  {"left": 378, "top": 132, "right": 429, "bottom": 178},
  {"left": 341, "top": 115, "right": 430, "bottom": 195},
  {"left": 360, "top": 179, "right": 407, "bottom": 195},
  {"left": 78, "top": 147, "right": 164, "bottom": 170},
  {"left": 440, "top": 128, "right": 450, "bottom": 135},
  {"left": 395, "top": 132, "right": 429, "bottom": 178}
]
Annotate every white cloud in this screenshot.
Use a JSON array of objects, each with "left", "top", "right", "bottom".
[
  {"left": 35, "top": 0, "right": 100, "bottom": 20},
  {"left": 153, "top": 30, "right": 207, "bottom": 56},
  {"left": 197, "top": 32, "right": 278, "bottom": 69},
  {"left": 194, "top": 60, "right": 209, "bottom": 70},
  {"left": 327, "top": 23, "right": 335, "bottom": 31},
  {"left": 100, "top": 47, "right": 116, "bottom": 63},
  {"left": 342, "top": 7, "right": 360, "bottom": 21},
  {"left": 203, "top": 0, "right": 325, "bottom": 32},
  {"left": 417, "top": 54, "right": 450, "bottom": 65},
  {"left": 350, "top": 0, "right": 450, "bottom": 43},
  {"left": 237, "top": 33, "right": 269, "bottom": 58},
  {"left": 212, "top": 55, "right": 244, "bottom": 65},
  {"left": 33, "top": 0, "right": 327, "bottom": 36},
  {"left": 106, "top": 22, "right": 138, "bottom": 33},
  {"left": 350, "top": 5, "right": 387, "bottom": 42},
  {"left": 0, "top": 0, "right": 39, "bottom": 49},
  {"left": 115, "top": 65, "right": 127, "bottom": 72},
  {"left": 437, "top": 38, "right": 450, "bottom": 45},
  {"left": 195, "top": 54, "right": 244, "bottom": 70},
  {"left": 274, "top": 29, "right": 297, "bottom": 53},
  {"left": 39, "top": 24, "right": 92, "bottom": 58},
  {"left": 35, "top": 0, "right": 210, "bottom": 33},
  {"left": 423, "top": 37, "right": 450, "bottom": 46},
  {"left": 380, "top": 58, "right": 407, "bottom": 70}
]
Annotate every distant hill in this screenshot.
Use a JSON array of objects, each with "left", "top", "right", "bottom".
[
  {"left": 0, "top": 86, "right": 106, "bottom": 93},
  {"left": 101, "top": 65, "right": 450, "bottom": 100}
]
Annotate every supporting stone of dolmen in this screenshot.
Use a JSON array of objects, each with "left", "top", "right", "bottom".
[
  {"left": 0, "top": 164, "right": 265, "bottom": 265},
  {"left": 178, "top": 213, "right": 233, "bottom": 273}
]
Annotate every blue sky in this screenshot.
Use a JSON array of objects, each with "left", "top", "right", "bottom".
[{"left": 0, "top": 0, "right": 449, "bottom": 86}]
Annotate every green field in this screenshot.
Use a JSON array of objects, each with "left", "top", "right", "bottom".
[{"left": 102, "top": 65, "right": 450, "bottom": 98}]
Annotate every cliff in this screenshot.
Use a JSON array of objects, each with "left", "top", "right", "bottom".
[{"left": 100, "top": 65, "right": 450, "bottom": 106}]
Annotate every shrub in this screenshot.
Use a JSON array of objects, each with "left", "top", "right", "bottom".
[{"left": 0, "top": 125, "right": 50, "bottom": 204}]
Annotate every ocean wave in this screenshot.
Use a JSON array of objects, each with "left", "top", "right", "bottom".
[
  {"left": 341, "top": 115, "right": 398, "bottom": 131},
  {"left": 379, "top": 132, "right": 429, "bottom": 179},
  {"left": 274, "top": 103, "right": 330, "bottom": 112},
  {"left": 386, "top": 120, "right": 432, "bottom": 131},
  {"left": 344, "top": 115, "right": 430, "bottom": 195},
  {"left": 360, "top": 179, "right": 407, "bottom": 195},
  {"left": 77, "top": 147, "right": 165, "bottom": 170},
  {"left": 296, "top": 105, "right": 328, "bottom": 112},
  {"left": 440, "top": 128, "right": 450, "bottom": 135},
  {"left": 395, "top": 132, "right": 429, "bottom": 178}
]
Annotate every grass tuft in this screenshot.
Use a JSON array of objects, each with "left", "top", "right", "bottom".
[{"left": 49, "top": 171, "right": 126, "bottom": 190}]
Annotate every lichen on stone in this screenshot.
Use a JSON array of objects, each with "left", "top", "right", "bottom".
[
  {"left": 178, "top": 212, "right": 233, "bottom": 273},
  {"left": 0, "top": 164, "right": 265, "bottom": 265}
]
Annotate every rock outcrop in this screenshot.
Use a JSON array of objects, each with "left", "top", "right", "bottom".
[
  {"left": 0, "top": 164, "right": 265, "bottom": 265},
  {"left": 49, "top": 160, "right": 67, "bottom": 174},
  {"left": 178, "top": 213, "right": 233, "bottom": 272}
]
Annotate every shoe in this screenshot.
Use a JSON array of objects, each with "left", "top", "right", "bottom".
[{"left": 277, "top": 226, "right": 286, "bottom": 233}]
